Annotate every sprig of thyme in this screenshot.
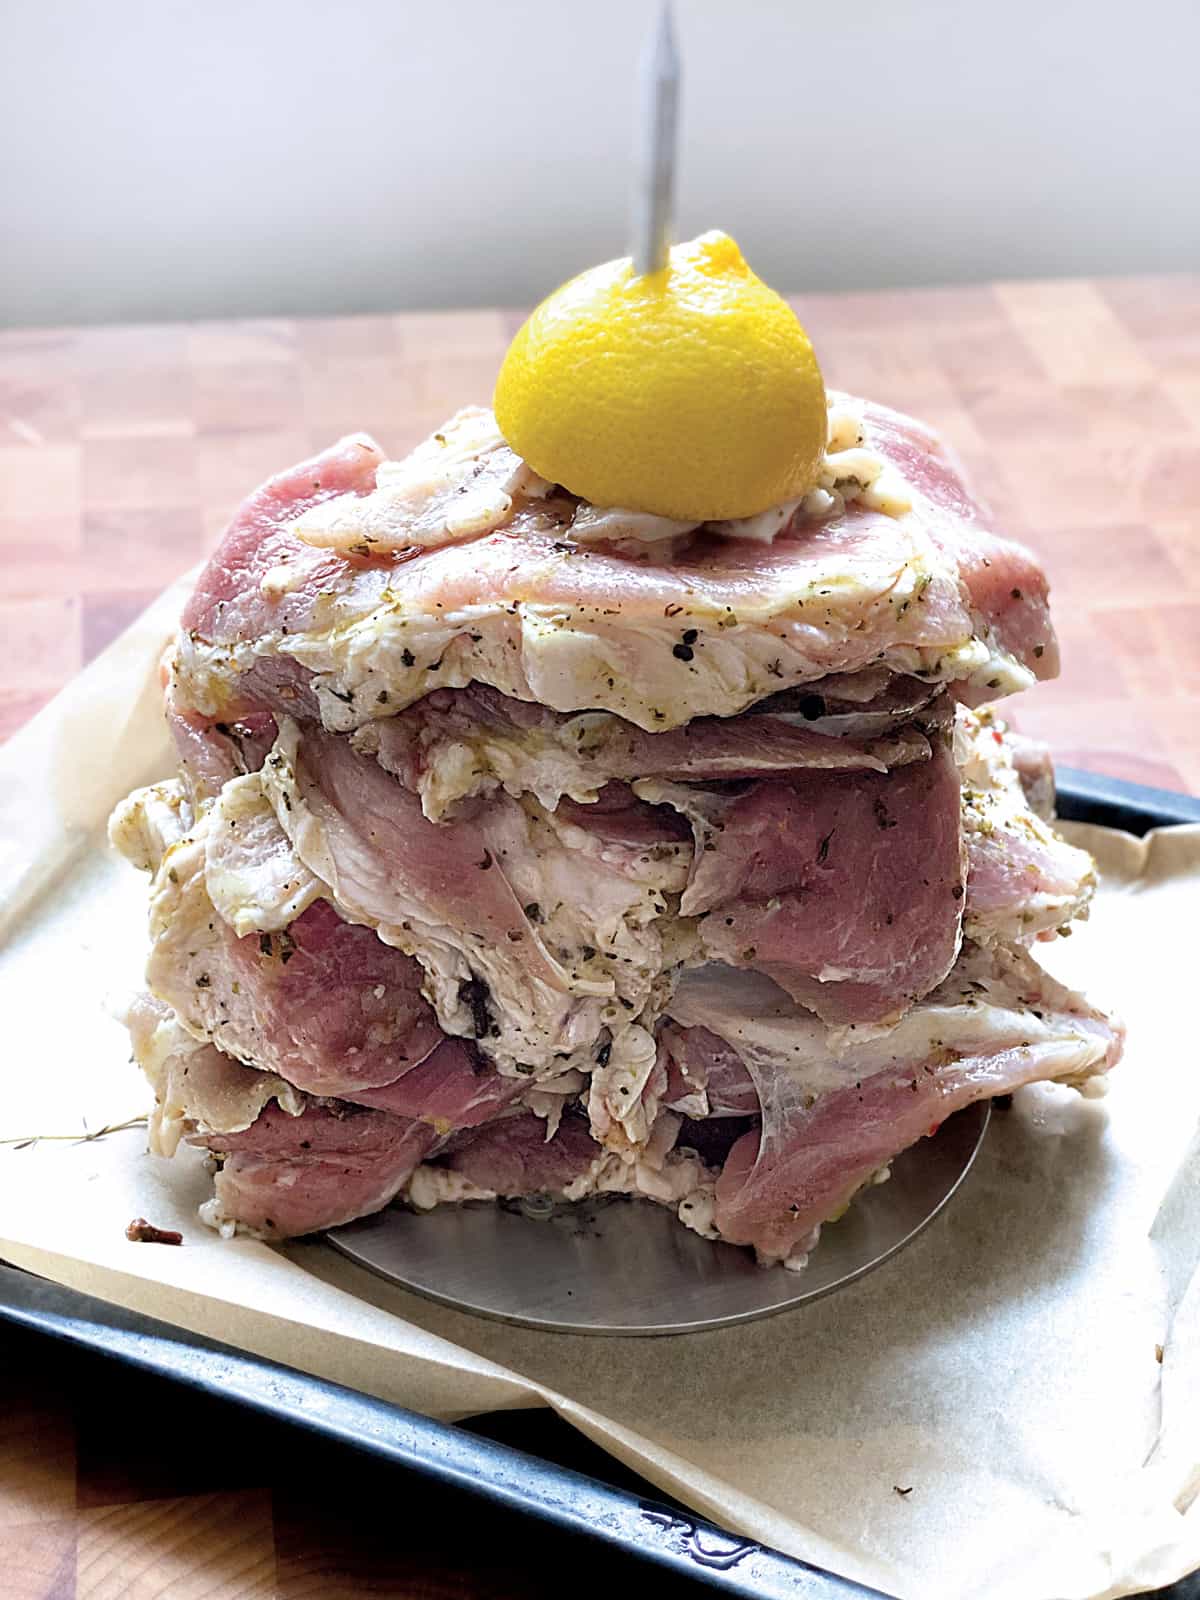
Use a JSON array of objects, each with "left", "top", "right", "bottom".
[{"left": 0, "top": 1115, "right": 148, "bottom": 1151}]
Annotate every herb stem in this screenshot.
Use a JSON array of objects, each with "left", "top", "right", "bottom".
[{"left": 0, "top": 1115, "right": 148, "bottom": 1150}]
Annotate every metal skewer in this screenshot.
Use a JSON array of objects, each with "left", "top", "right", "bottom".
[{"left": 630, "top": 2, "right": 680, "bottom": 276}]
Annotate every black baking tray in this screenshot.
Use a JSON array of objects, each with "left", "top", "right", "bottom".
[{"left": 2, "top": 771, "right": 1199, "bottom": 1600}]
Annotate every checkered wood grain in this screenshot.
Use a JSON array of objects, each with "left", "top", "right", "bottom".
[{"left": 2, "top": 281, "right": 1199, "bottom": 1599}]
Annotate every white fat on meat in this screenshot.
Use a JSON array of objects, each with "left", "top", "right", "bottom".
[
  {"left": 668, "top": 967, "right": 862, "bottom": 1098},
  {"left": 586, "top": 1023, "right": 660, "bottom": 1153},
  {"left": 289, "top": 399, "right": 911, "bottom": 560},
  {"left": 405, "top": 1134, "right": 719, "bottom": 1242},
  {"left": 567, "top": 502, "right": 700, "bottom": 547},
  {"left": 535, "top": 797, "right": 691, "bottom": 895},
  {"left": 352, "top": 702, "right": 612, "bottom": 820},
  {"left": 258, "top": 718, "right": 679, "bottom": 1077},
  {"left": 123, "top": 992, "right": 303, "bottom": 1158},
  {"left": 272, "top": 534, "right": 987, "bottom": 738},
  {"left": 205, "top": 772, "right": 323, "bottom": 935},
  {"left": 524, "top": 1068, "right": 589, "bottom": 1140},
  {"left": 175, "top": 393, "right": 1056, "bottom": 735},
  {"left": 671, "top": 951, "right": 1117, "bottom": 1095},
  {"left": 292, "top": 407, "right": 555, "bottom": 554},
  {"left": 405, "top": 1165, "right": 499, "bottom": 1210},
  {"left": 108, "top": 780, "right": 193, "bottom": 873},
  {"left": 144, "top": 826, "right": 249, "bottom": 1047},
  {"left": 355, "top": 683, "right": 935, "bottom": 823}
]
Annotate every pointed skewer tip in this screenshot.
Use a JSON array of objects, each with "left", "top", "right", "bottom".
[{"left": 652, "top": 2, "right": 679, "bottom": 71}]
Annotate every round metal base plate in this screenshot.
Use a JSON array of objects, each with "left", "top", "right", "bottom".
[{"left": 326, "top": 1102, "right": 989, "bottom": 1336}]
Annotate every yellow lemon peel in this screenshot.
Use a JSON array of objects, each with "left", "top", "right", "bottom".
[{"left": 494, "top": 231, "right": 827, "bottom": 523}]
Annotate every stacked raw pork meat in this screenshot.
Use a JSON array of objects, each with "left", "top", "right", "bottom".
[{"left": 111, "top": 394, "right": 1121, "bottom": 1267}]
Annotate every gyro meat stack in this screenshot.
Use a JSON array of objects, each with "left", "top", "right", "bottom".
[{"left": 111, "top": 234, "right": 1120, "bottom": 1267}]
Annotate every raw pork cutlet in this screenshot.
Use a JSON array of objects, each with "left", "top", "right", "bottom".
[
  {"left": 354, "top": 678, "right": 941, "bottom": 821},
  {"left": 121, "top": 684, "right": 1093, "bottom": 1074},
  {"left": 636, "top": 704, "right": 1095, "bottom": 1021},
  {"left": 412, "top": 1112, "right": 603, "bottom": 1204},
  {"left": 857, "top": 397, "right": 1058, "bottom": 684},
  {"left": 171, "top": 395, "right": 1057, "bottom": 738},
  {"left": 251, "top": 717, "right": 689, "bottom": 1079},
  {"left": 639, "top": 735, "right": 966, "bottom": 1024},
  {"left": 958, "top": 708, "right": 1096, "bottom": 942},
  {"left": 125, "top": 995, "right": 439, "bottom": 1236},
  {"left": 124, "top": 992, "right": 304, "bottom": 1159},
  {"left": 101, "top": 357, "right": 1115, "bottom": 1268},
  {"left": 190, "top": 1102, "right": 437, "bottom": 1238},
  {"left": 406, "top": 1106, "right": 716, "bottom": 1226},
  {"left": 661, "top": 951, "right": 1123, "bottom": 1265},
  {"left": 241, "top": 717, "right": 965, "bottom": 1055},
  {"left": 113, "top": 781, "right": 448, "bottom": 1100},
  {"left": 161, "top": 642, "right": 1090, "bottom": 971},
  {"left": 134, "top": 698, "right": 1092, "bottom": 1065},
  {"left": 559, "top": 702, "right": 1096, "bottom": 1131}
]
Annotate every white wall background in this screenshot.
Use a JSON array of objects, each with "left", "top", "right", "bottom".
[{"left": 2, "top": 0, "right": 1197, "bottom": 328}]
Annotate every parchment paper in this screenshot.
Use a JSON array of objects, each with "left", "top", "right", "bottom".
[{"left": 2, "top": 581, "right": 1198, "bottom": 1600}]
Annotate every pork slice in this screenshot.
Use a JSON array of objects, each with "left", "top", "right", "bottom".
[
  {"left": 145, "top": 814, "right": 446, "bottom": 1100},
  {"left": 203, "top": 770, "right": 324, "bottom": 933},
  {"left": 182, "top": 433, "right": 384, "bottom": 641},
  {"left": 167, "top": 695, "right": 281, "bottom": 806},
  {"left": 124, "top": 993, "right": 304, "bottom": 1158},
  {"left": 434, "top": 1113, "right": 602, "bottom": 1197},
  {"left": 640, "top": 736, "right": 966, "bottom": 1023},
  {"left": 741, "top": 670, "right": 942, "bottom": 738},
  {"left": 348, "top": 1038, "right": 522, "bottom": 1131},
  {"left": 360, "top": 680, "right": 938, "bottom": 822},
  {"left": 958, "top": 709, "right": 1095, "bottom": 943},
  {"left": 260, "top": 720, "right": 676, "bottom": 1075},
  {"left": 190, "top": 1102, "right": 436, "bottom": 1237},
  {"left": 561, "top": 704, "right": 939, "bottom": 781},
  {"left": 659, "top": 1023, "right": 759, "bottom": 1118},
  {"left": 177, "top": 509, "right": 979, "bottom": 734},
  {"left": 268, "top": 719, "right": 567, "bottom": 981},
  {"left": 173, "top": 393, "right": 1053, "bottom": 734},
  {"left": 667, "top": 951, "right": 1122, "bottom": 1263},
  {"left": 855, "top": 395, "right": 1058, "bottom": 684}
]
